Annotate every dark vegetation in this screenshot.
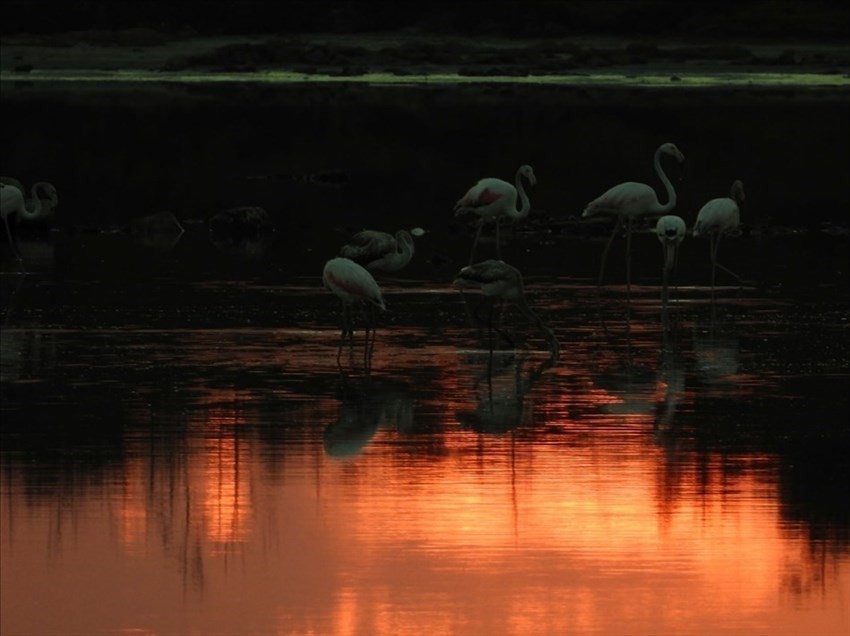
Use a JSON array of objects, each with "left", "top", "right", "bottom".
[{"left": 4, "top": 0, "right": 850, "bottom": 40}]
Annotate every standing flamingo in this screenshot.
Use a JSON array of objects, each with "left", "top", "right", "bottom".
[
  {"left": 656, "top": 214, "right": 686, "bottom": 316},
  {"left": 454, "top": 164, "right": 536, "bottom": 265},
  {"left": 323, "top": 257, "right": 387, "bottom": 369},
  {"left": 453, "top": 259, "right": 559, "bottom": 362},
  {"left": 582, "top": 143, "right": 685, "bottom": 290},
  {"left": 339, "top": 229, "right": 415, "bottom": 273},
  {"left": 693, "top": 180, "right": 744, "bottom": 290},
  {"left": 1, "top": 182, "right": 58, "bottom": 262}
]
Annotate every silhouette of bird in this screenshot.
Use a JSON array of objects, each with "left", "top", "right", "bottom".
[
  {"left": 1, "top": 182, "right": 58, "bottom": 263},
  {"left": 693, "top": 180, "right": 744, "bottom": 289},
  {"left": 656, "top": 214, "right": 686, "bottom": 310},
  {"left": 453, "top": 259, "right": 559, "bottom": 362},
  {"left": 323, "top": 257, "right": 386, "bottom": 369},
  {"left": 582, "top": 143, "right": 685, "bottom": 290},
  {"left": 339, "top": 229, "right": 414, "bottom": 273},
  {"left": 454, "top": 164, "right": 536, "bottom": 265}
]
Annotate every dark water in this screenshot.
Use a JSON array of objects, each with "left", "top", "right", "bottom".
[{"left": 1, "top": 79, "right": 849, "bottom": 635}]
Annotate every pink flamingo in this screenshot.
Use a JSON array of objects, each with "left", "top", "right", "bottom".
[
  {"left": 453, "top": 259, "right": 559, "bottom": 363},
  {"left": 693, "top": 180, "right": 744, "bottom": 290},
  {"left": 323, "top": 257, "right": 386, "bottom": 369},
  {"left": 454, "top": 164, "right": 536, "bottom": 265},
  {"left": 582, "top": 142, "right": 685, "bottom": 290},
  {"left": 339, "top": 229, "right": 415, "bottom": 273}
]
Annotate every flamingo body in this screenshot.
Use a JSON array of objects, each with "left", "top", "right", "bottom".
[
  {"left": 693, "top": 180, "right": 744, "bottom": 238},
  {"left": 454, "top": 165, "right": 536, "bottom": 263},
  {"left": 582, "top": 142, "right": 685, "bottom": 289},
  {"left": 323, "top": 257, "right": 386, "bottom": 310},
  {"left": 692, "top": 180, "right": 745, "bottom": 289},
  {"left": 323, "top": 257, "right": 386, "bottom": 369},
  {"left": 453, "top": 259, "right": 559, "bottom": 361},
  {"left": 339, "top": 229, "right": 414, "bottom": 273},
  {"left": 1, "top": 182, "right": 58, "bottom": 262}
]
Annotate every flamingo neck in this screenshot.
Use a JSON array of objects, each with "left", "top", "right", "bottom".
[
  {"left": 21, "top": 184, "right": 45, "bottom": 220},
  {"left": 512, "top": 170, "right": 531, "bottom": 219},
  {"left": 653, "top": 148, "right": 677, "bottom": 215}
]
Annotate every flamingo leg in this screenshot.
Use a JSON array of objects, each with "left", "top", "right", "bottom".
[
  {"left": 597, "top": 216, "right": 623, "bottom": 287},
  {"left": 2, "top": 215, "right": 22, "bottom": 263},
  {"left": 711, "top": 233, "right": 742, "bottom": 286},
  {"left": 493, "top": 298, "right": 515, "bottom": 349},
  {"left": 625, "top": 216, "right": 634, "bottom": 296},
  {"left": 661, "top": 244, "right": 670, "bottom": 309},
  {"left": 469, "top": 217, "right": 485, "bottom": 266},
  {"left": 336, "top": 303, "right": 351, "bottom": 367}
]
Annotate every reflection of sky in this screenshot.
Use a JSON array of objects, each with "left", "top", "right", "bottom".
[
  {"left": 2, "top": 390, "right": 847, "bottom": 636},
  {"left": 2, "top": 276, "right": 848, "bottom": 635}
]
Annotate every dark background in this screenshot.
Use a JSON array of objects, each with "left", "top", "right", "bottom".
[{"left": 3, "top": 0, "right": 849, "bottom": 39}]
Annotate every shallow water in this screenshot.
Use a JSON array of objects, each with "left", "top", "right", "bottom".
[{"left": 1, "top": 79, "right": 849, "bottom": 635}]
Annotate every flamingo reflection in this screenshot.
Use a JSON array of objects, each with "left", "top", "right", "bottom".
[
  {"left": 323, "top": 378, "right": 414, "bottom": 458},
  {"left": 457, "top": 351, "right": 556, "bottom": 435}
]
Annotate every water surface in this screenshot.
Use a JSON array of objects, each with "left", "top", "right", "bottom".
[{"left": 1, "top": 78, "right": 848, "bottom": 636}]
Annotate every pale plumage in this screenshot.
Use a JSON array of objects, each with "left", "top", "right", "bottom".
[
  {"left": 693, "top": 180, "right": 744, "bottom": 289},
  {"left": 323, "top": 257, "right": 386, "bottom": 369},
  {"left": 339, "top": 229, "right": 414, "bottom": 273},
  {"left": 656, "top": 215, "right": 687, "bottom": 311},
  {"left": 454, "top": 164, "right": 536, "bottom": 264},
  {"left": 453, "top": 259, "right": 559, "bottom": 362},
  {"left": 656, "top": 215, "right": 686, "bottom": 274},
  {"left": 1, "top": 182, "right": 58, "bottom": 263},
  {"left": 583, "top": 143, "right": 685, "bottom": 289}
]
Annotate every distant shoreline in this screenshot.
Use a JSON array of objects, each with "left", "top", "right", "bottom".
[{"left": 2, "top": 32, "right": 849, "bottom": 79}]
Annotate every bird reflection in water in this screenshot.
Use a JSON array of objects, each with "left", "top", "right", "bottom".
[
  {"left": 457, "top": 350, "right": 555, "bottom": 435},
  {"left": 654, "top": 328, "right": 687, "bottom": 439},
  {"left": 323, "top": 377, "right": 414, "bottom": 458}
]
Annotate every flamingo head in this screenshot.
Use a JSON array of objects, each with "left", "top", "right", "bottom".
[
  {"left": 730, "top": 180, "right": 745, "bottom": 205},
  {"left": 518, "top": 165, "right": 537, "bottom": 187},
  {"left": 659, "top": 143, "right": 685, "bottom": 164},
  {"left": 35, "top": 182, "right": 59, "bottom": 207}
]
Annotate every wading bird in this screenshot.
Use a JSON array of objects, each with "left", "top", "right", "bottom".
[
  {"left": 323, "top": 257, "right": 387, "bottom": 370},
  {"left": 1, "top": 182, "right": 59, "bottom": 262},
  {"left": 339, "top": 229, "right": 415, "bottom": 273},
  {"left": 693, "top": 180, "right": 744, "bottom": 290},
  {"left": 656, "top": 214, "right": 686, "bottom": 308},
  {"left": 582, "top": 143, "right": 685, "bottom": 290},
  {"left": 454, "top": 164, "right": 536, "bottom": 265},
  {"left": 453, "top": 259, "right": 559, "bottom": 363}
]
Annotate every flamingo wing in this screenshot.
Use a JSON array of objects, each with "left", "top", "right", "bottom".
[
  {"left": 340, "top": 230, "right": 396, "bottom": 261},
  {"left": 583, "top": 182, "right": 656, "bottom": 218},
  {"left": 454, "top": 177, "right": 512, "bottom": 212},
  {"left": 693, "top": 198, "right": 739, "bottom": 236},
  {"left": 0, "top": 184, "right": 25, "bottom": 217},
  {"left": 323, "top": 258, "right": 386, "bottom": 310}
]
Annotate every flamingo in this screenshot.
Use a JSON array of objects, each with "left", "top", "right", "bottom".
[
  {"left": 656, "top": 214, "right": 686, "bottom": 310},
  {"left": 323, "top": 257, "right": 387, "bottom": 369},
  {"left": 454, "top": 164, "right": 536, "bottom": 265},
  {"left": 693, "top": 180, "right": 744, "bottom": 290},
  {"left": 339, "top": 229, "right": 415, "bottom": 273},
  {"left": 1, "top": 182, "right": 58, "bottom": 262},
  {"left": 453, "top": 259, "right": 559, "bottom": 362},
  {"left": 582, "top": 142, "right": 685, "bottom": 290}
]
